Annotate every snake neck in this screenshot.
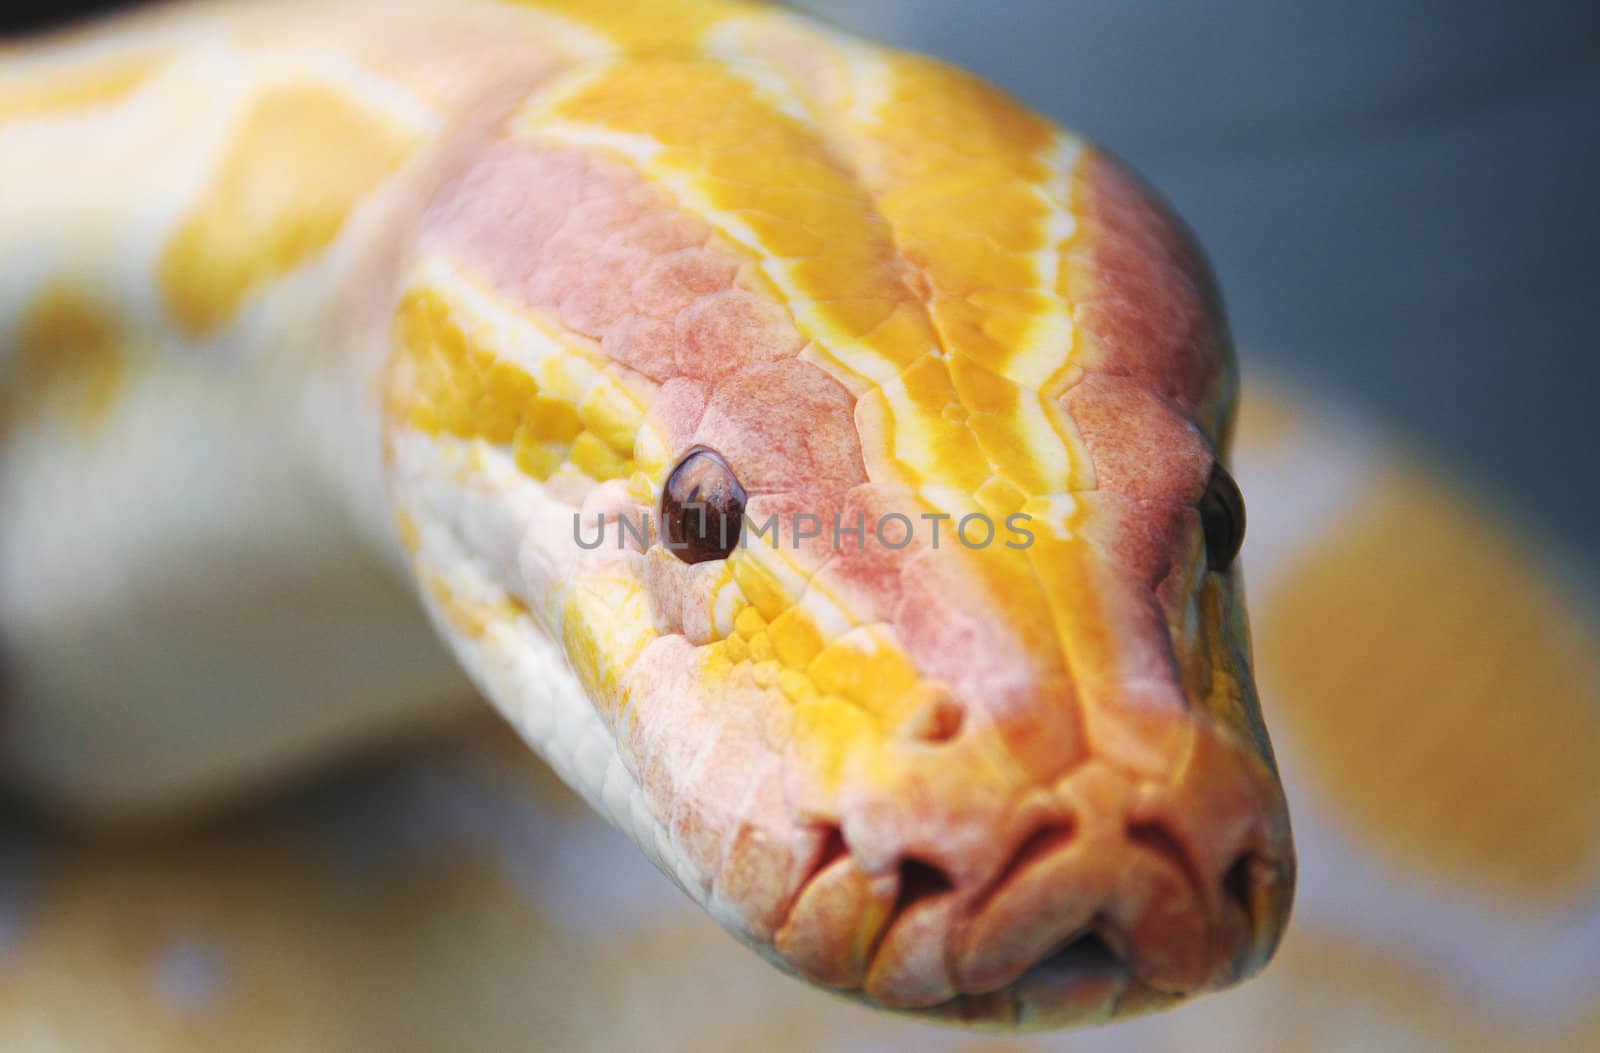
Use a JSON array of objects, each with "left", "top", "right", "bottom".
[{"left": 0, "top": 2, "right": 616, "bottom": 816}]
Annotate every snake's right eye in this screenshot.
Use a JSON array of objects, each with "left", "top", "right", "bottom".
[
  {"left": 1198, "top": 461, "right": 1246, "bottom": 572},
  {"left": 661, "top": 447, "right": 746, "bottom": 564}
]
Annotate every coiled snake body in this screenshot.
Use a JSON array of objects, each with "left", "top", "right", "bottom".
[{"left": 0, "top": 0, "right": 1294, "bottom": 1030}]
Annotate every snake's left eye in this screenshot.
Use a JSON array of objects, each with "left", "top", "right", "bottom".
[
  {"left": 661, "top": 447, "right": 746, "bottom": 564},
  {"left": 1199, "top": 461, "right": 1245, "bottom": 572}
]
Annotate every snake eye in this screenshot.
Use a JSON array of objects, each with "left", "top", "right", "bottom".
[
  {"left": 1199, "top": 461, "right": 1246, "bottom": 572},
  {"left": 661, "top": 447, "right": 746, "bottom": 564}
]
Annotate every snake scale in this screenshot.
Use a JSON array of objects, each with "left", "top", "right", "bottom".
[{"left": 5, "top": 0, "right": 1326, "bottom": 1032}]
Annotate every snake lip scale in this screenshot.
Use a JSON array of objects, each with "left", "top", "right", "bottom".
[{"left": 0, "top": 0, "right": 1296, "bottom": 1032}]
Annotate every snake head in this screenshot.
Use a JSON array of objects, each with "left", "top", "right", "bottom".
[{"left": 385, "top": 40, "right": 1293, "bottom": 1031}]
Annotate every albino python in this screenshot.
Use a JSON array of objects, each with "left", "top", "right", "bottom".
[
  {"left": 2, "top": 1, "right": 1593, "bottom": 1047},
  {"left": 0, "top": 0, "right": 1291, "bottom": 1028}
]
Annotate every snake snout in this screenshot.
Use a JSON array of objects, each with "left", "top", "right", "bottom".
[{"left": 767, "top": 704, "right": 1293, "bottom": 1028}]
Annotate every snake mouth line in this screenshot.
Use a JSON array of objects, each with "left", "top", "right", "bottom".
[
  {"left": 772, "top": 816, "right": 1130, "bottom": 1009},
  {"left": 1029, "top": 929, "right": 1122, "bottom": 981},
  {"left": 917, "top": 927, "right": 1140, "bottom": 1031},
  {"left": 765, "top": 758, "right": 1288, "bottom": 1022}
]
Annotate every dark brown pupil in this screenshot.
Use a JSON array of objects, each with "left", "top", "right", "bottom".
[
  {"left": 1199, "top": 461, "right": 1246, "bottom": 572},
  {"left": 661, "top": 448, "right": 746, "bottom": 564}
]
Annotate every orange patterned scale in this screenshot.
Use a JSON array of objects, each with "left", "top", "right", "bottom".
[
  {"left": 867, "top": 55, "right": 1060, "bottom": 378},
  {"left": 390, "top": 288, "right": 589, "bottom": 481},
  {"left": 547, "top": 58, "right": 936, "bottom": 389}
]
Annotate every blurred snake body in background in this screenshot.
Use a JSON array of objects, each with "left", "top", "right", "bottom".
[{"left": 0, "top": 2, "right": 1597, "bottom": 1050}]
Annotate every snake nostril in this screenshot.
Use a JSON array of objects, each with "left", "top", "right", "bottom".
[
  {"left": 1126, "top": 820, "right": 1204, "bottom": 900},
  {"left": 991, "top": 819, "right": 1077, "bottom": 893}
]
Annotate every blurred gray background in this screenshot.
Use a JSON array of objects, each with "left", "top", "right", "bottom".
[{"left": 792, "top": 0, "right": 1600, "bottom": 574}]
